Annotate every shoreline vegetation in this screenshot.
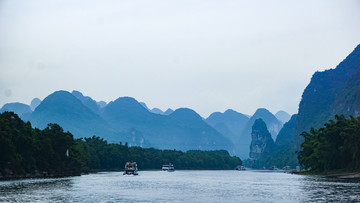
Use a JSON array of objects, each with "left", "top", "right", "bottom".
[
  {"left": 297, "top": 115, "right": 360, "bottom": 178},
  {"left": 0, "top": 112, "right": 241, "bottom": 180}
]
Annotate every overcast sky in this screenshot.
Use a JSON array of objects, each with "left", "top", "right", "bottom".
[{"left": 0, "top": 0, "right": 359, "bottom": 117}]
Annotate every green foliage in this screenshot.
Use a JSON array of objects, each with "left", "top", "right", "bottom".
[
  {"left": 1, "top": 112, "right": 242, "bottom": 176},
  {"left": 298, "top": 115, "right": 360, "bottom": 172},
  {"left": 76, "top": 136, "right": 242, "bottom": 170},
  {"left": 0, "top": 112, "right": 82, "bottom": 176}
]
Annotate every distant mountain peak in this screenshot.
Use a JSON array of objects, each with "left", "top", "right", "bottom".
[
  {"left": 30, "top": 98, "right": 41, "bottom": 111},
  {"left": 71, "top": 90, "right": 100, "bottom": 115},
  {"left": 71, "top": 90, "right": 84, "bottom": 98},
  {"left": 35, "top": 90, "right": 84, "bottom": 112},
  {"left": 101, "top": 96, "right": 150, "bottom": 125},
  {"left": 30, "top": 90, "right": 110, "bottom": 136},
  {"left": 253, "top": 108, "right": 272, "bottom": 115},
  {"left": 109, "top": 97, "right": 148, "bottom": 113},
  {"left": 139, "top": 102, "right": 150, "bottom": 111},
  {"left": 171, "top": 108, "right": 203, "bottom": 121},
  {"left": 0, "top": 102, "right": 32, "bottom": 119},
  {"left": 96, "top": 101, "right": 107, "bottom": 109},
  {"left": 275, "top": 110, "right": 291, "bottom": 123},
  {"left": 114, "top": 96, "right": 139, "bottom": 104},
  {"left": 296, "top": 43, "right": 360, "bottom": 135},
  {"left": 151, "top": 108, "right": 164, "bottom": 115},
  {"left": 236, "top": 107, "right": 283, "bottom": 158},
  {"left": 163, "top": 108, "right": 174, "bottom": 115},
  {"left": 249, "top": 118, "right": 275, "bottom": 160},
  {"left": 224, "top": 109, "right": 237, "bottom": 114}
]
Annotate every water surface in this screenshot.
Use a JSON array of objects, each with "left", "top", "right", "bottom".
[{"left": 1, "top": 170, "right": 359, "bottom": 202}]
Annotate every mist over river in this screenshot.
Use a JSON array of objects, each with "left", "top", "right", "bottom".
[{"left": 1, "top": 170, "right": 360, "bottom": 202}]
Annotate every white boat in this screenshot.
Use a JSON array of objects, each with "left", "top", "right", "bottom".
[
  {"left": 162, "top": 163, "right": 175, "bottom": 172},
  {"left": 123, "top": 161, "right": 138, "bottom": 175},
  {"left": 235, "top": 165, "right": 246, "bottom": 170}
]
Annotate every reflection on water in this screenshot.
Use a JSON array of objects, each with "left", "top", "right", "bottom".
[
  {"left": 0, "top": 178, "right": 73, "bottom": 202},
  {"left": 1, "top": 171, "right": 360, "bottom": 202},
  {"left": 300, "top": 175, "right": 360, "bottom": 202}
]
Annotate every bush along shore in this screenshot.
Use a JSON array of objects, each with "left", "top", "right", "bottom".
[
  {"left": 0, "top": 112, "right": 242, "bottom": 179},
  {"left": 297, "top": 115, "right": 360, "bottom": 177}
]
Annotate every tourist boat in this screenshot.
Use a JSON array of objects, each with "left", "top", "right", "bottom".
[
  {"left": 162, "top": 163, "right": 175, "bottom": 172},
  {"left": 282, "top": 166, "right": 291, "bottom": 170},
  {"left": 235, "top": 165, "right": 246, "bottom": 170},
  {"left": 123, "top": 161, "right": 138, "bottom": 175}
]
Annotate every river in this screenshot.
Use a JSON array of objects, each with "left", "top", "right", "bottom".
[{"left": 1, "top": 170, "right": 359, "bottom": 202}]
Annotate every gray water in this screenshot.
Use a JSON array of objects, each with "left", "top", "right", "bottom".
[{"left": 1, "top": 170, "right": 360, "bottom": 202}]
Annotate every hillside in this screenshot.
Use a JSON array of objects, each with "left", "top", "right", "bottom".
[
  {"left": 249, "top": 119, "right": 275, "bottom": 160},
  {"left": 296, "top": 44, "right": 360, "bottom": 137},
  {"left": 102, "top": 98, "right": 234, "bottom": 152},
  {"left": 23, "top": 90, "right": 234, "bottom": 152},
  {"left": 237, "top": 108, "right": 282, "bottom": 158},
  {"left": 261, "top": 44, "right": 360, "bottom": 168},
  {"left": 30, "top": 98, "right": 41, "bottom": 111},
  {"left": 275, "top": 114, "right": 297, "bottom": 147},
  {"left": 0, "top": 102, "right": 32, "bottom": 120},
  {"left": 29, "top": 91, "right": 119, "bottom": 142},
  {"left": 205, "top": 109, "right": 249, "bottom": 153},
  {"left": 275, "top": 111, "right": 291, "bottom": 123},
  {"left": 206, "top": 109, "right": 249, "bottom": 140},
  {"left": 72, "top": 90, "right": 101, "bottom": 115}
]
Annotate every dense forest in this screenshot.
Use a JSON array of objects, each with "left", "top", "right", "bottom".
[
  {"left": 0, "top": 112, "right": 242, "bottom": 178},
  {"left": 297, "top": 115, "right": 360, "bottom": 172}
]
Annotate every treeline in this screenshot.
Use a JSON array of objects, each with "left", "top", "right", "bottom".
[
  {"left": 77, "top": 136, "right": 241, "bottom": 170},
  {"left": 0, "top": 112, "right": 83, "bottom": 177},
  {"left": 0, "top": 112, "right": 241, "bottom": 177},
  {"left": 298, "top": 115, "right": 360, "bottom": 172}
]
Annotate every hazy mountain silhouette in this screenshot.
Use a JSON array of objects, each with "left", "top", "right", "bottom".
[
  {"left": 262, "top": 44, "right": 360, "bottom": 168},
  {"left": 151, "top": 108, "right": 164, "bottom": 114},
  {"left": 139, "top": 102, "right": 150, "bottom": 111},
  {"left": 96, "top": 101, "right": 107, "bottom": 109},
  {"left": 101, "top": 97, "right": 233, "bottom": 151},
  {"left": 164, "top": 108, "right": 174, "bottom": 115},
  {"left": 0, "top": 102, "right": 32, "bottom": 120},
  {"left": 275, "top": 114, "right": 297, "bottom": 147},
  {"left": 71, "top": 90, "right": 100, "bottom": 115},
  {"left": 30, "top": 98, "right": 41, "bottom": 111},
  {"left": 30, "top": 90, "right": 118, "bottom": 142},
  {"left": 237, "top": 108, "right": 282, "bottom": 158},
  {"left": 101, "top": 97, "right": 155, "bottom": 131},
  {"left": 169, "top": 108, "right": 234, "bottom": 152},
  {"left": 206, "top": 109, "right": 249, "bottom": 144},
  {"left": 275, "top": 110, "right": 291, "bottom": 123},
  {"left": 249, "top": 118, "right": 275, "bottom": 160},
  {"left": 139, "top": 102, "right": 173, "bottom": 116},
  {"left": 246, "top": 115, "right": 299, "bottom": 169},
  {"left": 6, "top": 90, "right": 239, "bottom": 153}
]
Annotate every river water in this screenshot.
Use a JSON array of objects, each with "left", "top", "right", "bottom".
[{"left": 1, "top": 170, "right": 360, "bottom": 202}]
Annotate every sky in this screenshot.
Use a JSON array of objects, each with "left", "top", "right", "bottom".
[{"left": 0, "top": 0, "right": 359, "bottom": 118}]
